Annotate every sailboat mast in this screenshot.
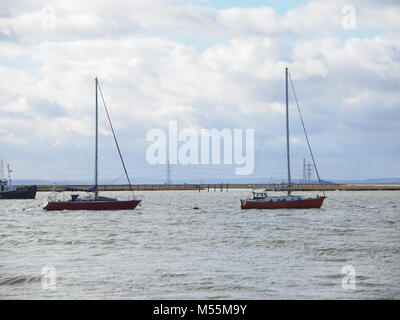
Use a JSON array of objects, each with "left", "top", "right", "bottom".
[
  {"left": 0, "top": 159, "right": 4, "bottom": 180},
  {"left": 95, "top": 77, "right": 99, "bottom": 197},
  {"left": 7, "top": 164, "right": 12, "bottom": 186},
  {"left": 285, "top": 67, "right": 291, "bottom": 196}
]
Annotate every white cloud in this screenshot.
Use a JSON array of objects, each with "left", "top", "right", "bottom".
[{"left": 217, "top": 7, "right": 280, "bottom": 35}]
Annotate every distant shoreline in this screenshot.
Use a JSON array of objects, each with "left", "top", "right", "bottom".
[{"left": 15, "top": 184, "right": 400, "bottom": 192}]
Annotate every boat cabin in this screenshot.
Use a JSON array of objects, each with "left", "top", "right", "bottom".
[
  {"left": 0, "top": 179, "right": 15, "bottom": 192},
  {"left": 252, "top": 190, "right": 269, "bottom": 199}
]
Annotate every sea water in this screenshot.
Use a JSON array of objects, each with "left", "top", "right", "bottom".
[{"left": 0, "top": 190, "right": 399, "bottom": 299}]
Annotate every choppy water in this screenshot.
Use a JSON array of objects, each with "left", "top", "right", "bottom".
[{"left": 0, "top": 190, "right": 399, "bottom": 299}]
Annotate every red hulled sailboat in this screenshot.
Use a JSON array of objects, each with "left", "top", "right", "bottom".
[
  {"left": 240, "top": 190, "right": 325, "bottom": 209},
  {"left": 43, "top": 78, "right": 142, "bottom": 211},
  {"left": 241, "top": 67, "right": 326, "bottom": 209},
  {"left": 43, "top": 194, "right": 141, "bottom": 211}
]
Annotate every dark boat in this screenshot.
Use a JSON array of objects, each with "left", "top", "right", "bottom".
[
  {"left": 241, "top": 67, "right": 326, "bottom": 209},
  {"left": 0, "top": 184, "right": 37, "bottom": 199},
  {"left": 43, "top": 78, "right": 142, "bottom": 211},
  {"left": 0, "top": 161, "right": 37, "bottom": 199}
]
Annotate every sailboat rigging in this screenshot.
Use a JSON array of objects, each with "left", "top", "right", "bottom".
[
  {"left": 241, "top": 67, "right": 326, "bottom": 209},
  {"left": 43, "top": 78, "right": 142, "bottom": 211}
]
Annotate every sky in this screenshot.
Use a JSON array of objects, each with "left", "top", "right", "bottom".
[{"left": 0, "top": 0, "right": 399, "bottom": 184}]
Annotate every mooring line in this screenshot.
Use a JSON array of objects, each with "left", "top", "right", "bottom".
[{"left": 326, "top": 197, "right": 374, "bottom": 209}]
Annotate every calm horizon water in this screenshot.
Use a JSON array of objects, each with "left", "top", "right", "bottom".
[{"left": 0, "top": 190, "right": 399, "bottom": 299}]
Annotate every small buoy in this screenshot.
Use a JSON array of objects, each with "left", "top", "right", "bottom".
[{"left": 192, "top": 206, "right": 200, "bottom": 210}]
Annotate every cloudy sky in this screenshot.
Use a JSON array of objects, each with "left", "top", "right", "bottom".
[{"left": 0, "top": 0, "right": 399, "bottom": 184}]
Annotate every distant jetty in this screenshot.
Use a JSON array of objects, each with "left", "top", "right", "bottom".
[{"left": 17, "top": 183, "right": 400, "bottom": 192}]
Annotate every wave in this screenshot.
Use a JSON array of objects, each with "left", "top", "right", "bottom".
[{"left": 0, "top": 275, "right": 42, "bottom": 286}]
